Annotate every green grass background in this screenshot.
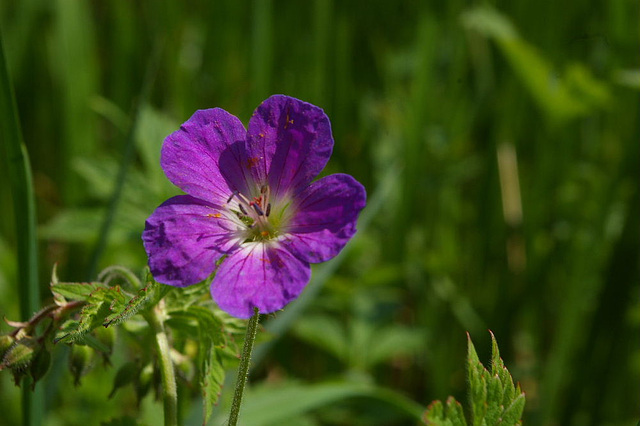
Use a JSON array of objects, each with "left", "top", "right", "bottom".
[{"left": 0, "top": 1, "right": 638, "bottom": 425}]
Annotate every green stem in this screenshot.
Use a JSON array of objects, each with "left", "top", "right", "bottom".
[
  {"left": 145, "top": 303, "right": 178, "bottom": 426},
  {"left": 228, "top": 307, "right": 260, "bottom": 426}
]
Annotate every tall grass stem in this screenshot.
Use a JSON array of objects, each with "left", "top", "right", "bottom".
[
  {"left": 0, "top": 25, "right": 43, "bottom": 426},
  {"left": 87, "top": 42, "right": 162, "bottom": 278}
]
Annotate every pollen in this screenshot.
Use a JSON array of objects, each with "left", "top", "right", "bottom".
[
  {"left": 260, "top": 231, "right": 269, "bottom": 237},
  {"left": 247, "top": 157, "right": 260, "bottom": 169},
  {"left": 207, "top": 213, "right": 222, "bottom": 218}
]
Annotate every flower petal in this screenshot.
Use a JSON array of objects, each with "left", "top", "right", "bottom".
[
  {"left": 142, "top": 195, "right": 242, "bottom": 286},
  {"left": 161, "top": 108, "right": 253, "bottom": 204},
  {"left": 246, "top": 95, "right": 333, "bottom": 198},
  {"left": 211, "top": 242, "right": 311, "bottom": 318},
  {"left": 280, "top": 173, "right": 366, "bottom": 263}
]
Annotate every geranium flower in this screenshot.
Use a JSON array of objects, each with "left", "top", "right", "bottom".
[{"left": 142, "top": 95, "right": 366, "bottom": 318}]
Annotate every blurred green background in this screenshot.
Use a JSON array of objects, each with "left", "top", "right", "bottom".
[{"left": 1, "top": 1, "right": 638, "bottom": 425}]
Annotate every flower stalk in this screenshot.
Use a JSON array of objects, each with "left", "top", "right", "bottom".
[
  {"left": 144, "top": 302, "right": 178, "bottom": 426},
  {"left": 228, "top": 307, "right": 260, "bottom": 426}
]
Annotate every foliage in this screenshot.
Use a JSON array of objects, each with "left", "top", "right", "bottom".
[
  {"left": 0, "top": 266, "right": 244, "bottom": 425},
  {"left": 423, "top": 333, "right": 525, "bottom": 426},
  {"left": 0, "top": 0, "right": 638, "bottom": 425}
]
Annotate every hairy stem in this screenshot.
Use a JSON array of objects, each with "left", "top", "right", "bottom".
[
  {"left": 228, "top": 307, "right": 260, "bottom": 426},
  {"left": 145, "top": 302, "right": 178, "bottom": 426}
]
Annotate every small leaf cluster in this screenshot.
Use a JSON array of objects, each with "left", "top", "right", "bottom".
[
  {"left": 423, "top": 332, "right": 525, "bottom": 426},
  {"left": 0, "top": 265, "right": 246, "bottom": 423}
]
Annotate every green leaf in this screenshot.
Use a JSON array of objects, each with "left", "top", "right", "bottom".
[
  {"left": 68, "top": 344, "right": 93, "bottom": 386},
  {"left": 103, "top": 278, "right": 171, "bottom": 327},
  {"left": 108, "top": 361, "right": 139, "bottom": 399},
  {"left": 51, "top": 281, "right": 104, "bottom": 301},
  {"left": 225, "top": 381, "right": 425, "bottom": 426},
  {"left": 40, "top": 209, "right": 107, "bottom": 243},
  {"left": 54, "top": 285, "right": 129, "bottom": 344},
  {"left": 168, "top": 305, "right": 239, "bottom": 423},
  {"left": 468, "top": 333, "right": 526, "bottom": 426},
  {"left": 423, "top": 333, "right": 525, "bottom": 426},
  {"left": 201, "top": 339, "right": 225, "bottom": 423},
  {"left": 293, "top": 315, "right": 348, "bottom": 362},
  {"left": 501, "top": 393, "right": 525, "bottom": 426},
  {"left": 423, "top": 397, "right": 467, "bottom": 426},
  {"left": 29, "top": 347, "right": 51, "bottom": 388},
  {"left": 462, "top": 6, "right": 610, "bottom": 122},
  {"left": 467, "top": 336, "right": 487, "bottom": 426},
  {"left": 178, "top": 305, "right": 227, "bottom": 423}
]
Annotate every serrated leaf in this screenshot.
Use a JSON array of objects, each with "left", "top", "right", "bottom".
[
  {"left": 500, "top": 393, "right": 525, "bottom": 425},
  {"left": 51, "top": 282, "right": 104, "bottom": 301},
  {"left": 103, "top": 279, "right": 171, "bottom": 327},
  {"left": 425, "top": 333, "right": 526, "bottom": 426},
  {"left": 490, "top": 332, "right": 505, "bottom": 373},
  {"left": 201, "top": 340, "right": 225, "bottom": 423},
  {"left": 444, "top": 397, "right": 467, "bottom": 426},
  {"left": 485, "top": 374, "right": 503, "bottom": 425},
  {"left": 423, "top": 397, "right": 468, "bottom": 426},
  {"left": 467, "top": 332, "right": 526, "bottom": 426},
  {"left": 184, "top": 305, "right": 226, "bottom": 346},
  {"left": 55, "top": 286, "right": 128, "bottom": 344},
  {"left": 186, "top": 306, "right": 226, "bottom": 422},
  {"left": 423, "top": 400, "right": 445, "bottom": 424},
  {"left": 467, "top": 337, "right": 487, "bottom": 426}
]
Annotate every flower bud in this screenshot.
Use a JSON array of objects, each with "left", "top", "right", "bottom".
[
  {"left": 0, "top": 334, "right": 16, "bottom": 360},
  {"left": 93, "top": 326, "right": 116, "bottom": 364},
  {"left": 1, "top": 337, "right": 38, "bottom": 372},
  {"left": 30, "top": 348, "right": 51, "bottom": 388},
  {"left": 69, "top": 344, "right": 93, "bottom": 386}
]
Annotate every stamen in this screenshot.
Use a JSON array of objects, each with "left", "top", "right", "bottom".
[
  {"left": 226, "top": 191, "right": 238, "bottom": 203},
  {"left": 236, "top": 192, "right": 253, "bottom": 206},
  {"left": 253, "top": 203, "right": 265, "bottom": 216},
  {"left": 265, "top": 203, "right": 271, "bottom": 217},
  {"left": 239, "top": 204, "right": 248, "bottom": 215}
]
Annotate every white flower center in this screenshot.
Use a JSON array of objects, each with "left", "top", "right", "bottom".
[{"left": 225, "top": 184, "right": 288, "bottom": 242}]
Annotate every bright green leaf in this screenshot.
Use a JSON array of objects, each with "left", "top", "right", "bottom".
[{"left": 51, "top": 281, "right": 103, "bottom": 301}]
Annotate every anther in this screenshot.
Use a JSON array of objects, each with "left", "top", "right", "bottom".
[
  {"left": 260, "top": 185, "right": 268, "bottom": 194},
  {"left": 253, "top": 203, "right": 265, "bottom": 216},
  {"left": 239, "top": 204, "right": 248, "bottom": 215},
  {"left": 265, "top": 203, "right": 271, "bottom": 217},
  {"left": 226, "top": 191, "right": 238, "bottom": 203}
]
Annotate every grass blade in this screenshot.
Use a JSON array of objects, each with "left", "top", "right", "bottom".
[
  {"left": 86, "top": 42, "right": 163, "bottom": 278},
  {"left": 0, "top": 25, "right": 43, "bottom": 426}
]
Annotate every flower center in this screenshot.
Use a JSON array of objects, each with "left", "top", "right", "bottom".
[{"left": 226, "top": 184, "right": 280, "bottom": 242}]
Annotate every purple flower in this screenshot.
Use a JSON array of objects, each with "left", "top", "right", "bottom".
[{"left": 142, "top": 95, "right": 366, "bottom": 318}]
